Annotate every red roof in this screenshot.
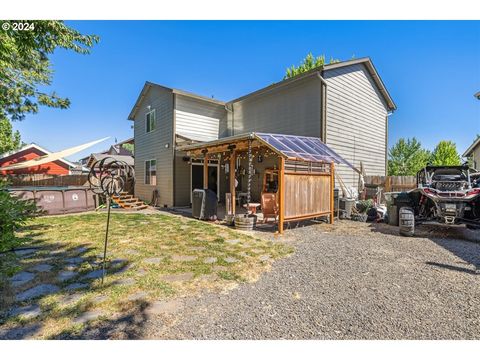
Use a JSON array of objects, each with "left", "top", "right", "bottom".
[{"left": 0, "top": 144, "right": 73, "bottom": 175}]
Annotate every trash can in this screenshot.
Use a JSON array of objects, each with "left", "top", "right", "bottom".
[
  {"left": 339, "top": 198, "right": 355, "bottom": 219},
  {"left": 385, "top": 192, "right": 401, "bottom": 226},
  {"left": 192, "top": 189, "right": 217, "bottom": 220}
]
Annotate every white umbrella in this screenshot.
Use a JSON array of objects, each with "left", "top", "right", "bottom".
[{"left": 0, "top": 137, "right": 110, "bottom": 171}]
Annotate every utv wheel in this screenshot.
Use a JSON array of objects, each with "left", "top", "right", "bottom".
[{"left": 399, "top": 207, "right": 415, "bottom": 236}]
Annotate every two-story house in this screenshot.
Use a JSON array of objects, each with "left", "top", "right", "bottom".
[{"left": 128, "top": 57, "right": 396, "bottom": 207}]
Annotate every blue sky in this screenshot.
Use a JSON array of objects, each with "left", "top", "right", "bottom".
[{"left": 13, "top": 20, "right": 480, "bottom": 161}]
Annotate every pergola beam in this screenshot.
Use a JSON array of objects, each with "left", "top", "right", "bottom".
[
  {"left": 330, "top": 162, "right": 335, "bottom": 224},
  {"left": 229, "top": 149, "right": 236, "bottom": 215},
  {"left": 278, "top": 156, "right": 285, "bottom": 234},
  {"left": 203, "top": 152, "right": 209, "bottom": 190}
]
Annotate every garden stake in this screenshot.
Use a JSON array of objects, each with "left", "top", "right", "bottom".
[
  {"left": 88, "top": 157, "right": 134, "bottom": 285},
  {"left": 101, "top": 197, "right": 111, "bottom": 284}
]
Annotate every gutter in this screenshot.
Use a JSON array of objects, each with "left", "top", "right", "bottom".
[{"left": 316, "top": 72, "right": 328, "bottom": 143}]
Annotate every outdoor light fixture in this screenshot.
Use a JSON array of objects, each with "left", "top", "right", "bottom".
[
  {"left": 257, "top": 154, "right": 263, "bottom": 163},
  {"left": 165, "top": 143, "right": 170, "bottom": 148}
]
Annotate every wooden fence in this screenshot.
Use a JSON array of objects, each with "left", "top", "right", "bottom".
[
  {"left": 364, "top": 175, "right": 417, "bottom": 192},
  {"left": 4, "top": 174, "right": 89, "bottom": 187}
]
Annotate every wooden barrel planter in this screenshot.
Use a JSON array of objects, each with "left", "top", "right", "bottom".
[
  {"left": 234, "top": 214, "right": 257, "bottom": 231},
  {"left": 225, "top": 214, "right": 235, "bottom": 226}
]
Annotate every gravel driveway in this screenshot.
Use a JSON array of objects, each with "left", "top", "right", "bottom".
[{"left": 146, "top": 221, "right": 480, "bottom": 339}]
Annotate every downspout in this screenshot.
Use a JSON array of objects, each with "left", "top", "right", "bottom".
[
  {"left": 172, "top": 92, "right": 176, "bottom": 207},
  {"left": 315, "top": 72, "right": 327, "bottom": 143},
  {"left": 225, "top": 103, "right": 234, "bottom": 136}
]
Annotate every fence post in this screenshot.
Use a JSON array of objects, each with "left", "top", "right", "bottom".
[{"left": 385, "top": 176, "right": 391, "bottom": 193}]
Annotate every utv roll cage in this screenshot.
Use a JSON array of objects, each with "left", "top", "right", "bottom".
[{"left": 416, "top": 164, "right": 476, "bottom": 189}]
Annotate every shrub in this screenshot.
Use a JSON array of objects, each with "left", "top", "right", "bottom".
[
  {"left": 356, "top": 199, "right": 374, "bottom": 213},
  {"left": 0, "top": 180, "right": 37, "bottom": 252}
]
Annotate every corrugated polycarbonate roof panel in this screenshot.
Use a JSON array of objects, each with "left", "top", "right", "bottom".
[{"left": 256, "top": 133, "right": 355, "bottom": 169}]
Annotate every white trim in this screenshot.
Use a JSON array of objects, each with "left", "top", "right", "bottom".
[
  {"left": 463, "top": 137, "right": 480, "bottom": 158},
  {"left": 145, "top": 109, "right": 156, "bottom": 133},
  {"left": 190, "top": 161, "right": 220, "bottom": 203},
  {"left": 0, "top": 143, "right": 76, "bottom": 169}
]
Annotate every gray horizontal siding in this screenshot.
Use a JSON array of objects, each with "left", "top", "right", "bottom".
[
  {"left": 133, "top": 86, "right": 174, "bottom": 206},
  {"left": 175, "top": 110, "right": 220, "bottom": 142},
  {"left": 175, "top": 94, "right": 227, "bottom": 139},
  {"left": 231, "top": 76, "right": 322, "bottom": 137},
  {"left": 324, "top": 63, "right": 388, "bottom": 189}
]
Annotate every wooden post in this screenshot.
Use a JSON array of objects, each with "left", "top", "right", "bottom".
[
  {"left": 330, "top": 161, "right": 335, "bottom": 224},
  {"left": 230, "top": 150, "right": 236, "bottom": 214},
  {"left": 203, "top": 152, "right": 209, "bottom": 190},
  {"left": 385, "top": 175, "right": 391, "bottom": 193},
  {"left": 278, "top": 156, "right": 285, "bottom": 234}
]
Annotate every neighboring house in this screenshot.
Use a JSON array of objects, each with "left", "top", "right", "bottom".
[
  {"left": 107, "top": 138, "right": 134, "bottom": 156},
  {"left": 128, "top": 57, "right": 396, "bottom": 207},
  {"left": 463, "top": 137, "right": 480, "bottom": 170},
  {"left": 86, "top": 153, "right": 135, "bottom": 168},
  {"left": 81, "top": 138, "right": 134, "bottom": 168},
  {"left": 69, "top": 162, "right": 90, "bottom": 175},
  {"left": 0, "top": 143, "right": 75, "bottom": 175}
]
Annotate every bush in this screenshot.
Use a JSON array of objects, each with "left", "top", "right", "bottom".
[
  {"left": 0, "top": 180, "right": 37, "bottom": 252},
  {"left": 356, "top": 199, "right": 374, "bottom": 213}
]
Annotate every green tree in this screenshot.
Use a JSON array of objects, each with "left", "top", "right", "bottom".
[
  {"left": 284, "top": 53, "right": 341, "bottom": 79},
  {"left": 0, "top": 21, "right": 98, "bottom": 152},
  {"left": 0, "top": 117, "right": 22, "bottom": 154},
  {"left": 0, "top": 179, "right": 37, "bottom": 253},
  {"left": 122, "top": 143, "right": 134, "bottom": 155},
  {"left": 0, "top": 21, "right": 99, "bottom": 122},
  {"left": 430, "top": 140, "right": 461, "bottom": 166},
  {"left": 388, "top": 137, "right": 431, "bottom": 175}
]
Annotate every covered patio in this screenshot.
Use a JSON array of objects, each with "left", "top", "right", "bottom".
[{"left": 180, "top": 132, "right": 353, "bottom": 233}]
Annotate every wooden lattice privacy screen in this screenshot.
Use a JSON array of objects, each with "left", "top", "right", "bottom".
[{"left": 283, "top": 160, "right": 333, "bottom": 222}]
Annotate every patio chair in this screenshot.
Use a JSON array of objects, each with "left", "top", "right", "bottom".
[{"left": 261, "top": 193, "right": 278, "bottom": 224}]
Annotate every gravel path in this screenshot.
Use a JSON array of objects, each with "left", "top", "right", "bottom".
[{"left": 149, "top": 222, "right": 480, "bottom": 339}]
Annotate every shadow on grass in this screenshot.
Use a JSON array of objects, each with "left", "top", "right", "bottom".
[
  {"left": 0, "top": 223, "right": 138, "bottom": 339},
  {"left": 52, "top": 300, "right": 151, "bottom": 339}
]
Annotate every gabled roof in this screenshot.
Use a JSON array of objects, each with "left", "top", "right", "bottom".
[
  {"left": 0, "top": 143, "right": 76, "bottom": 169},
  {"left": 227, "top": 57, "right": 396, "bottom": 111},
  {"left": 323, "top": 58, "right": 396, "bottom": 111},
  {"left": 86, "top": 153, "right": 134, "bottom": 168},
  {"left": 463, "top": 137, "right": 480, "bottom": 157},
  {"left": 128, "top": 57, "right": 396, "bottom": 121},
  {"left": 128, "top": 81, "right": 225, "bottom": 120}
]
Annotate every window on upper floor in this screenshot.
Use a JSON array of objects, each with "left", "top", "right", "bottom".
[
  {"left": 145, "top": 159, "right": 157, "bottom": 185},
  {"left": 146, "top": 109, "right": 156, "bottom": 133}
]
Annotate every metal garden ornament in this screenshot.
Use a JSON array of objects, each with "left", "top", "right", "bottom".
[{"left": 88, "top": 157, "right": 134, "bottom": 284}]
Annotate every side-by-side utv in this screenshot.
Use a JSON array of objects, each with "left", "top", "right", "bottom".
[{"left": 396, "top": 164, "right": 480, "bottom": 236}]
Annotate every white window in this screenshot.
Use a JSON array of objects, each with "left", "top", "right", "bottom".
[
  {"left": 145, "top": 159, "right": 157, "bottom": 185},
  {"left": 146, "top": 109, "right": 156, "bottom": 133}
]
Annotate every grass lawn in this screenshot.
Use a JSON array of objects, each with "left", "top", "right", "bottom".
[{"left": 0, "top": 211, "right": 292, "bottom": 339}]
